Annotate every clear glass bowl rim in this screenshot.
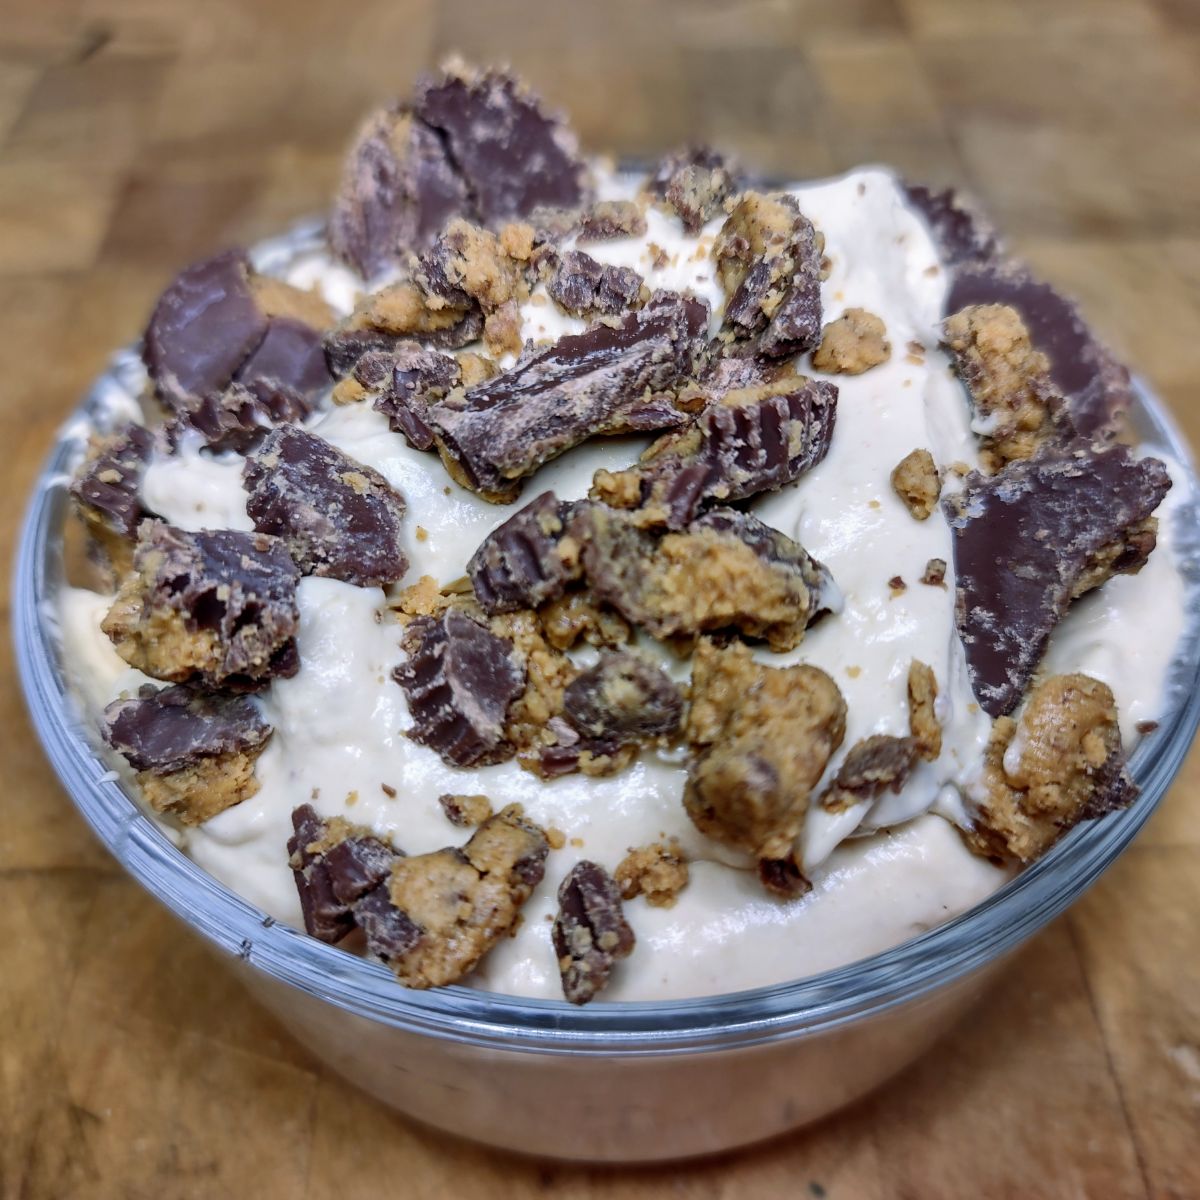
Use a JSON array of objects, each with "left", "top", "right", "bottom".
[{"left": 15, "top": 325, "right": 1200, "bottom": 1060}]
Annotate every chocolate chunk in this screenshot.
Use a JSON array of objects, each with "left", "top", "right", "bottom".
[
  {"left": 415, "top": 65, "right": 589, "bottom": 229},
  {"left": 143, "top": 250, "right": 268, "bottom": 412},
  {"left": 593, "top": 375, "right": 837, "bottom": 527},
  {"left": 467, "top": 490, "right": 578, "bottom": 614},
  {"left": 373, "top": 342, "right": 462, "bottom": 450},
  {"left": 236, "top": 316, "right": 333, "bottom": 404},
  {"left": 758, "top": 855, "right": 812, "bottom": 899},
  {"left": 101, "top": 521, "right": 301, "bottom": 690},
  {"left": 576, "top": 199, "right": 647, "bottom": 242},
  {"left": 288, "top": 805, "right": 401, "bottom": 944},
  {"left": 715, "top": 193, "right": 825, "bottom": 358},
  {"left": 71, "top": 422, "right": 155, "bottom": 542},
  {"left": 144, "top": 252, "right": 333, "bottom": 421},
  {"left": 904, "top": 183, "right": 1002, "bottom": 268},
  {"left": 393, "top": 608, "right": 525, "bottom": 766},
  {"left": 364, "top": 805, "right": 548, "bottom": 986},
  {"left": 563, "top": 651, "right": 683, "bottom": 744},
  {"left": 647, "top": 146, "right": 740, "bottom": 234},
  {"left": 104, "top": 683, "right": 271, "bottom": 773},
  {"left": 423, "top": 291, "right": 708, "bottom": 501},
  {"left": 325, "top": 328, "right": 406, "bottom": 379},
  {"left": 820, "top": 735, "right": 920, "bottom": 812},
  {"left": 945, "top": 442, "right": 1171, "bottom": 717},
  {"left": 547, "top": 249, "right": 645, "bottom": 317},
  {"left": 946, "top": 262, "right": 1133, "bottom": 439},
  {"left": 685, "top": 640, "right": 846, "bottom": 863},
  {"left": 330, "top": 108, "right": 470, "bottom": 279},
  {"left": 575, "top": 504, "right": 838, "bottom": 651},
  {"left": 243, "top": 426, "right": 409, "bottom": 587},
  {"left": 552, "top": 861, "right": 635, "bottom": 1005}
]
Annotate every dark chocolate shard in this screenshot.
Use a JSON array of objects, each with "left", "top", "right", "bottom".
[
  {"left": 325, "top": 328, "right": 406, "bottom": 379},
  {"left": 373, "top": 342, "right": 462, "bottom": 450},
  {"left": 647, "top": 146, "right": 741, "bottom": 234},
  {"left": 593, "top": 375, "right": 838, "bottom": 528},
  {"left": 547, "top": 249, "right": 645, "bottom": 317},
  {"left": 467, "top": 490, "right": 578, "bottom": 614},
  {"left": 235, "top": 316, "right": 333, "bottom": 403},
  {"left": 330, "top": 107, "right": 470, "bottom": 279},
  {"left": 820, "top": 735, "right": 920, "bottom": 812},
  {"left": 414, "top": 65, "right": 589, "bottom": 229},
  {"left": 576, "top": 199, "right": 647, "bottom": 242},
  {"left": 716, "top": 193, "right": 825, "bottom": 358},
  {"left": 71, "top": 422, "right": 155, "bottom": 540},
  {"left": 574, "top": 504, "right": 838, "bottom": 652},
  {"left": 393, "top": 608, "right": 526, "bottom": 766},
  {"left": 758, "top": 855, "right": 812, "bottom": 898},
  {"left": 354, "top": 883, "right": 425, "bottom": 962},
  {"left": 904, "top": 183, "right": 1002, "bottom": 269},
  {"left": 947, "top": 262, "right": 1134, "bottom": 439},
  {"left": 243, "top": 426, "right": 409, "bottom": 587},
  {"left": 562, "top": 651, "right": 683, "bottom": 744},
  {"left": 102, "top": 521, "right": 301, "bottom": 690},
  {"left": 143, "top": 250, "right": 268, "bottom": 412},
  {"left": 144, "top": 252, "right": 333, "bottom": 421},
  {"left": 424, "top": 291, "right": 708, "bottom": 501},
  {"left": 287, "top": 805, "right": 402, "bottom": 944},
  {"left": 945, "top": 442, "right": 1171, "bottom": 717},
  {"left": 103, "top": 683, "right": 272, "bottom": 774},
  {"left": 552, "top": 861, "right": 635, "bottom": 1005}
]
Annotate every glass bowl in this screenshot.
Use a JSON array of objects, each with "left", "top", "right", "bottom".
[{"left": 16, "top": 243, "right": 1200, "bottom": 1163}]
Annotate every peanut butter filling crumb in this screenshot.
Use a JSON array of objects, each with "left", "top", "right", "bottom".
[
  {"left": 891, "top": 448, "right": 941, "bottom": 520},
  {"left": 138, "top": 748, "right": 264, "bottom": 826},
  {"left": 811, "top": 307, "right": 890, "bottom": 375},
  {"left": 614, "top": 842, "right": 690, "bottom": 908},
  {"left": 963, "top": 674, "right": 1134, "bottom": 863},
  {"left": 684, "top": 640, "right": 846, "bottom": 862},
  {"left": 908, "top": 659, "right": 942, "bottom": 761},
  {"left": 943, "top": 303, "right": 1061, "bottom": 471}
]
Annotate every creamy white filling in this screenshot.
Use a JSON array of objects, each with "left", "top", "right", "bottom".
[{"left": 59, "top": 166, "right": 1186, "bottom": 999}]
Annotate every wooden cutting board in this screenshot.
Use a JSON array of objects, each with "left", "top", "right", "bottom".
[{"left": 2, "top": 1, "right": 1199, "bottom": 1195}]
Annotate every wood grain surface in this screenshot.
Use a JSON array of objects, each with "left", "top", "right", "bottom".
[{"left": 2, "top": 2, "right": 1199, "bottom": 1196}]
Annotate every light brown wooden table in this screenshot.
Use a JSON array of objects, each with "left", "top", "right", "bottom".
[{"left": 2, "top": 2, "right": 1198, "bottom": 1196}]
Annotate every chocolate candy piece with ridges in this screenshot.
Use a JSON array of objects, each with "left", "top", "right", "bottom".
[
  {"left": 547, "top": 250, "right": 645, "bottom": 318},
  {"left": 330, "top": 108, "right": 471, "bottom": 279},
  {"left": 820, "top": 735, "right": 920, "bottom": 812},
  {"left": 576, "top": 504, "right": 838, "bottom": 652},
  {"left": 373, "top": 343, "right": 463, "bottom": 451},
  {"left": 143, "top": 250, "right": 268, "bottom": 412},
  {"left": 552, "top": 861, "right": 636, "bottom": 1005},
  {"left": 424, "top": 291, "right": 708, "bottom": 502},
  {"left": 716, "top": 193, "right": 825, "bottom": 358},
  {"left": 243, "top": 426, "right": 409, "bottom": 587},
  {"left": 903, "top": 182, "right": 1002, "bottom": 269},
  {"left": 947, "top": 261, "right": 1133, "bottom": 439},
  {"left": 104, "top": 683, "right": 272, "bottom": 773},
  {"left": 576, "top": 200, "right": 647, "bottom": 242},
  {"left": 415, "top": 64, "right": 589, "bottom": 229},
  {"left": 944, "top": 442, "right": 1171, "bottom": 717},
  {"left": 143, "top": 251, "right": 334, "bottom": 422},
  {"left": 288, "top": 805, "right": 402, "bottom": 944},
  {"left": 467, "top": 491, "right": 579, "bottom": 614},
  {"left": 364, "top": 805, "right": 549, "bottom": 986},
  {"left": 563, "top": 651, "right": 683, "bottom": 743},
  {"left": 647, "top": 146, "right": 741, "bottom": 234},
  {"left": 595, "top": 375, "right": 838, "bottom": 528},
  {"left": 393, "top": 608, "right": 526, "bottom": 767},
  {"left": 102, "top": 521, "right": 301, "bottom": 690},
  {"left": 71, "top": 422, "right": 155, "bottom": 541}
]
